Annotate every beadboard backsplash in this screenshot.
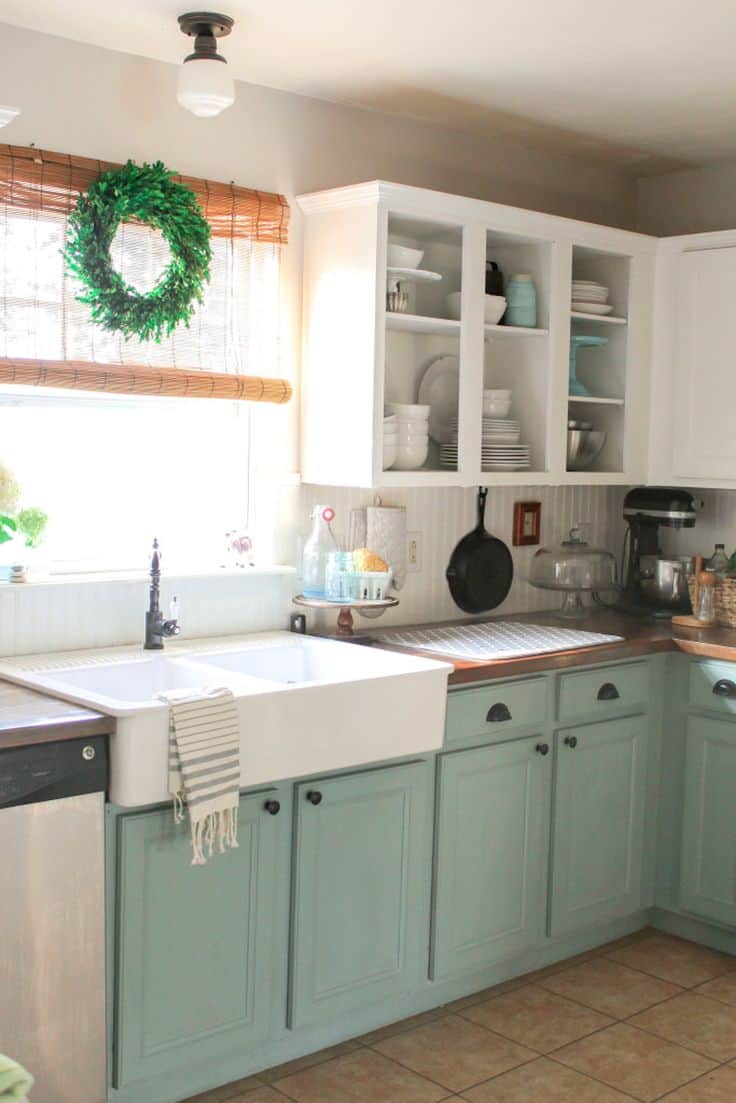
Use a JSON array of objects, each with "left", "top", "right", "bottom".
[{"left": 300, "top": 484, "right": 621, "bottom": 632}]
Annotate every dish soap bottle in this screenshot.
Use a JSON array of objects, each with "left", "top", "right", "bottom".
[
  {"left": 302, "top": 506, "right": 338, "bottom": 598},
  {"left": 706, "top": 543, "right": 729, "bottom": 577}
]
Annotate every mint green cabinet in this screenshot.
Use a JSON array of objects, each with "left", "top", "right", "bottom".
[
  {"left": 289, "top": 761, "right": 432, "bottom": 1028},
  {"left": 113, "top": 790, "right": 285, "bottom": 1088},
  {"left": 431, "top": 737, "right": 552, "bottom": 980},
  {"left": 681, "top": 714, "right": 736, "bottom": 927},
  {"left": 550, "top": 715, "right": 648, "bottom": 936}
]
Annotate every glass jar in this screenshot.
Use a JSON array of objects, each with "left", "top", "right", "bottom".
[
  {"left": 302, "top": 505, "right": 337, "bottom": 598},
  {"left": 325, "top": 551, "right": 356, "bottom": 603},
  {"left": 695, "top": 571, "right": 717, "bottom": 623}
]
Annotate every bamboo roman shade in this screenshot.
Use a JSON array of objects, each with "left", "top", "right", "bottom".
[{"left": 0, "top": 144, "right": 291, "bottom": 402}]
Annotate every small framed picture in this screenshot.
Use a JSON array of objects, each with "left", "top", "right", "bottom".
[{"left": 513, "top": 501, "right": 541, "bottom": 546}]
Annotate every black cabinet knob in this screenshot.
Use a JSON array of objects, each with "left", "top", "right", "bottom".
[
  {"left": 597, "top": 682, "right": 620, "bottom": 701},
  {"left": 535, "top": 743, "right": 550, "bottom": 756},
  {"left": 263, "top": 799, "right": 281, "bottom": 816},
  {"left": 486, "top": 703, "right": 512, "bottom": 723},
  {"left": 564, "top": 735, "right": 578, "bottom": 748},
  {"left": 713, "top": 679, "right": 736, "bottom": 699},
  {"left": 306, "top": 790, "right": 322, "bottom": 806}
]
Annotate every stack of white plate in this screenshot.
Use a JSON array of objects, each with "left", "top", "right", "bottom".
[
  {"left": 571, "top": 281, "right": 613, "bottom": 316},
  {"left": 440, "top": 441, "right": 531, "bottom": 470},
  {"left": 448, "top": 417, "right": 521, "bottom": 443}
]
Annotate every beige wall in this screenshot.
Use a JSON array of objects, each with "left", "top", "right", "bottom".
[
  {"left": 638, "top": 159, "right": 736, "bottom": 236},
  {"left": 0, "top": 23, "right": 638, "bottom": 229}
]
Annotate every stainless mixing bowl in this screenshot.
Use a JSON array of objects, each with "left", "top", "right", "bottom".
[{"left": 567, "top": 429, "right": 606, "bottom": 470}]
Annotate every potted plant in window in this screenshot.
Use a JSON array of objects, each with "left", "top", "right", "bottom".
[{"left": 0, "top": 461, "right": 48, "bottom": 581}]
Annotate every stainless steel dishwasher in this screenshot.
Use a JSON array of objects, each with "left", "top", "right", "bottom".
[{"left": 0, "top": 735, "right": 108, "bottom": 1103}]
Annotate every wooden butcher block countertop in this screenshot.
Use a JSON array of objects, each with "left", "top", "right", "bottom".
[{"left": 0, "top": 680, "right": 114, "bottom": 751}]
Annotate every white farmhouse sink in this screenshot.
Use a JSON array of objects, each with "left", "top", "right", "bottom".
[{"left": 0, "top": 632, "right": 451, "bottom": 807}]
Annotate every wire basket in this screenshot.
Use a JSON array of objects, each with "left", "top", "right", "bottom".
[{"left": 687, "top": 576, "right": 736, "bottom": 628}]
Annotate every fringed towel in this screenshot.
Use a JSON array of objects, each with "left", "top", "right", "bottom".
[{"left": 160, "top": 687, "right": 240, "bottom": 866}]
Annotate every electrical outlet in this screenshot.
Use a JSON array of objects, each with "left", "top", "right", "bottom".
[{"left": 407, "top": 531, "right": 422, "bottom": 572}]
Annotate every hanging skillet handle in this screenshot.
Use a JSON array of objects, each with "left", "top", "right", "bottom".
[{"left": 476, "top": 486, "right": 488, "bottom": 529}]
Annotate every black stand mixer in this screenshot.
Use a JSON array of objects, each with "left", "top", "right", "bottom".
[{"left": 616, "top": 487, "right": 699, "bottom": 617}]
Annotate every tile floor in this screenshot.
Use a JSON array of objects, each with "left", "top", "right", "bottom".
[{"left": 184, "top": 930, "right": 736, "bottom": 1103}]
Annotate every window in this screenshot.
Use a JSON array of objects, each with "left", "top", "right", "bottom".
[{"left": 0, "top": 162, "right": 286, "bottom": 573}]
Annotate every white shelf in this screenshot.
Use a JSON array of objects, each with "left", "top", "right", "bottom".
[
  {"left": 484, "top": 323, "right": 549, "bottom": 337},
  {"left": 571, "top": 311, "right": 627, "bottom": 326},
  {"left": 568, "top": 395, "right": 625, "bottom": 407},
  {"left": 385, "top": 312, "right": 460, "bottom": 336}
]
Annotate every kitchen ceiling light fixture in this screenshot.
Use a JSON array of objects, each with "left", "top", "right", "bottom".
[
  {"left": 177, "top": 12, "right": 235, "bottom": 118},
  {"left": 0, "top": 105, "right": 21, "bottom": 128}
]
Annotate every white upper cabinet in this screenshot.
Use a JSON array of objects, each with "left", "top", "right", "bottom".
[
  {"left": 298, "top": 182, "right": 656, "bottom": 488},
  {"left": 650, "top": 231, "right": 736, "bottom": 487}
]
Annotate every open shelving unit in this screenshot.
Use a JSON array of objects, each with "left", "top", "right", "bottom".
[{"left": 297, "top": 181, "right": 655, "bottom": 488}]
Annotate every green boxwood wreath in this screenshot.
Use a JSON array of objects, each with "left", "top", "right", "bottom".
[{"left": 64, "top": 160, "right": 212, "bottom": 343}]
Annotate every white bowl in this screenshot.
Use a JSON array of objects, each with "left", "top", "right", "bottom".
[
  {"left": 397, "top": 421, "right": 429, "bottom": 437},
  {"left": 387, "top": 243, "right": 424, "bottom": 269},
  {"left": 483, "top": 389, "right": 512, "bottom": 398},
  {"left": 393, "top": 439, "right": 429, "bottom": 470},
  {"left": 383, "top": 423, "right": 398, "bottom": 436},
  {"left": 383, "top": 436, "right": 398, "bottom": 470},
  {"left": 484, "top": 295, "right": 507, "bottom": 325},
  {"left": 483, "top": 398, "right": 512, "bottom": 417},
  {"left": 385, "top": 402, "right": 430, "bottom": 420}
]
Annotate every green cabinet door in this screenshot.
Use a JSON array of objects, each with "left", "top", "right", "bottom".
[
  {"left": 681, "top": 714, "right": 736, "bottom": 926},
  {"left": 550, "top": 715, "right": 648, "bottom": 937},
  {"left": 431, "top": 736, "right": 552, "bottom": 981},
  {"left": 289, "top": 761, "right": 433, "bottom": 1028},
  {"left": 114, "top": 790, "right": 285, "bottom": 1088}
]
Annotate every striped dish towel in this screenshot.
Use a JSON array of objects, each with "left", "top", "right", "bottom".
[{"left": 160, "top": 687, "right": 240, "bottom": 866}]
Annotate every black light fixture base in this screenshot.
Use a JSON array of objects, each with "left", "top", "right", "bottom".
[{"left": 178, "top": 12, "right": 234, "bottom": 38}]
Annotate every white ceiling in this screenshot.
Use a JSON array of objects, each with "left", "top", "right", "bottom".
[{"left": 2, "top": 0, "right": 736, "bottom": 173}]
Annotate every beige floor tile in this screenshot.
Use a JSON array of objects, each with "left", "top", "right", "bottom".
[
  {"left": 184, "top": 1080, "right": 263, "bottom": 1103},
  {"left": 442, "top": 978, "right": 529, "bottom": 1014},
  {"left": 539, "top": 957, "right": 682, "bottom": 1018},
  {"left": 554, "top": 1022, "right": 716, "bottom": 1102},
  {"left": 459, "top": 983, "right": 612, "bottom": 1054},
  {"left": 629, "top": 991, "right": 736, "bottom": 1062},
  {"left": 272, "top": 1047, "right": 447, "bottom": 1103},
  {"left": 656, "top": 1066, "right": 736, "bottom": 1102},
  {"left": 372, "top": 1014, "right": 535, "bottom": 1093},
  {"left": 523, "top": 950, "right": 603, "bottom": 983},
  {"left": 259, "top": 1041, "right": 360, "bottom": 1083},
  {"left": 357, "top": 1008, "right": 448, "bottom": 1044},
  {"left": 458, "top": 1056, "right": 636, "bottom": 1102},
  {"left": 696, "top": 971, "right": 736, "bottom": 1007},
  {"left": 594, "top": 928, "right": 655, "bottom": 955},
  {"left": 232, "top": 1090, "right": 291, "bottom": 1103},
  {"left": 606, "top": 932, "right": 736, "bottom": 988}
]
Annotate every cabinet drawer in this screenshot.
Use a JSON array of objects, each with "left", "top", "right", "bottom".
[
  {"left": 689, "top": 661, "right": 736, "bottom": 716},
  {"left": 446, "top": 678, "right": 547, "bottom": 744},
  {"left": 557, "top": 662, "right": 649, "bottom": 722}
]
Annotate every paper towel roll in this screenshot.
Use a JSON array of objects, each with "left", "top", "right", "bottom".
[
  {"left": 367, "top": 506, "right": 407, "bottom": 590},
  {"left": 348, "top": 509, "right": 367, "bottom": 551}
]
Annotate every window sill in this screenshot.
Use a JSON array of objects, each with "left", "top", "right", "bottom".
[{"left": 0, "top": 565, "right": 297, "bottom": 589}]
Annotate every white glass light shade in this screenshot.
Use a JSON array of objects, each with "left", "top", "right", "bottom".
[{"left": 177, "top": 58, "right": 235, "bottom": 118}]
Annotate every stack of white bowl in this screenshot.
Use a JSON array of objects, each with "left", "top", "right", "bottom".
[
  {"left": 571, "top": 281, "right": 613, "bottom": 316},
  {"left": 385, "top": 403, "right": 430, "bottom": 470},
  {"left": 383, "top": 414, "right": 398, "bottom": 470}
]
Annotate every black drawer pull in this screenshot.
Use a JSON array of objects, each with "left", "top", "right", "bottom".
[
  {"left": 263, "top": 799, "right": 281, "bottom": 816},
  {"left": 564, "top": 735, "right": 578, "bottom": 749},
  {"left": 597, "top": 682, "right": 620, "bottom": 701},
  {"left": 535, "top": 743, "right": 549, "bottom": 756},
  {"left": 713, "top": 679, "right": 736, "bottom": 699},
  {"left": 486, "top": 703, "right": 512, "bottom": 723},
  {"left": 306, "top": 790, "right": 322, "bottom": 806}
]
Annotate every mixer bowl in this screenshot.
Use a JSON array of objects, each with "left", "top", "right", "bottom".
[{"left": 567, "top": 429, "right": 606, "bottom": 471}]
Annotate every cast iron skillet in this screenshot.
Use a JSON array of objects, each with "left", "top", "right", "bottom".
[{"left": 446, "top": 487, "right": 513, "bottom": 614}]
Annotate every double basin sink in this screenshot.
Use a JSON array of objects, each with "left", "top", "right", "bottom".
[{"left": 0, "top": 632, "right": 451, "bottom": 807}]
